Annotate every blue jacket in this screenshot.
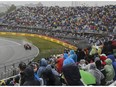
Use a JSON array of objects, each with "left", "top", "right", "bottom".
[
  {"left": 46, "top": 64, "right": 60, "bottom": 76},
  {"left": 34, "top": 72, "right": 40, "bottom": 81},
  {"left": 37, "top": 58, "right": 48, "bottom": 77},
  {"left": 63, "top": 53, "right": 75, "bottom": 66},
  {"left": 69, "top": 50, "right": 77, "bottom": 63},
  {"left": 63, "top": 53, "right": 68, "bottom": 59},
  {"left": 107, "top": 55, "right": 116, "bottom": 80}
]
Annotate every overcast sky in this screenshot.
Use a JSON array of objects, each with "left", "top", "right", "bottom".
[{"left": 0, "top": 1, "right": 116, "bottom": 7}]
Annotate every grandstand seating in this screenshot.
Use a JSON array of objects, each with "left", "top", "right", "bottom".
[{"left": 0, "top": 4, "right": 116, "bottom": 86}]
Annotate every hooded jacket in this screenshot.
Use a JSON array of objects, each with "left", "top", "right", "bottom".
[
  {"left": 100, "top": 54, "right": 107, "bottom": 66},
  {"left": 56, "top": 55, "right": 64, "bottom": 73},
  {"left": 94, "top": 57, "right": 103, "bottom": 70},
  {"left": 89, "top": 46, "right": 98, "bottom": 55},
  {"left": 69, "top": 50, "right": 77, "bottom": 63},
  {"left": 63, "top": 53, "right": 75, "bottom": 66},
  {"left": 104, "top": 59, "right": 115, "bottom": 82},
  {"left": 88, "top": 63, "right": 104, "bottom": 85},
  {"left": 107, "top": 55, "right": 116, "bottom": 80},
  {"left": 46, "top": 64, "right": 60, "bottom": 76},
  {"left": 37, "top": 58, "right": 48, "bottom": 77},
  {"left": 42, "top": 68, "right": 62, "bottom": 86},
  {"left": 107, "top": 55, "right": 115, "bottom": 63},
  {"left": 62, "top": 64, "right": 83, "bottom": 86},
  {"left": 23, "top": 66, "right": 40, "bottom": 86},
  {"left": 63, "top": 53, "right": 68, "bottom": 59},
  {"left": 34, "top": 72, "right": 40, "bottom": 81},
  {"left": 77, "top": 49, "right": 86, "bottom": 62}
]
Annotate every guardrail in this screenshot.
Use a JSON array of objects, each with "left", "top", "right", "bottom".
[
  {"left": 0, "top": 56, "right": 33, "bottom": 80},
  {"left": 0, "top": 48, "right": 64, "bottom": 81},
  {"left": 0, "top": 44, "right": 39, "bottom": 80}
]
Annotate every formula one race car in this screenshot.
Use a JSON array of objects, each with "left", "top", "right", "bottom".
[{"left": 24, "top": 44, "right": 31, "bottom": 50}]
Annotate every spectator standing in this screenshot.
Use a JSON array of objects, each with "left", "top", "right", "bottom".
[
  {"left": 104, "top": 59, "right": 115, "bottom": 85},
  {"left": 62, "top": 64, "right": 84, "bottom": 86},
  {"left": 18, "top": 62, "right": 26, "bottom": 85},
  {"left": 23, "top": 66, "right": 40, "bottom": 86}
]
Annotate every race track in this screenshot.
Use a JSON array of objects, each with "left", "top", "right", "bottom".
[{"left": 0, "top": 37, "right": 39, "bottom": 72}]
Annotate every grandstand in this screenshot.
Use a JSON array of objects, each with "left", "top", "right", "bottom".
[{"left": 0, "top": 1, "right": 116, "bottom": 86}]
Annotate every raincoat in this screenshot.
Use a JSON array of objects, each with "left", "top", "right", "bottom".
[
  {"left": 23, "top": 66, "right": 40, "bottom": 86},
  {"left": 88, "top": 63, "right": 104, "bottom": 85},
  {"left": 63, "top": 53, "right": 75, "bottom": 66},
  {"left": 62, "top": 64, "right": 84, "bottom": 85},
  {"left": 104, "top": 59, "right": 115, "bottom": 82},
  {"left": 107, "top": 55, "right": 116, "bottom": 80},
  {"left": 69, "top": 50, "right": 77, "bottom": 63},
  {"left": 37, "top": 58, "right": 48, "bottom": 77},
  {"left": 56, "top": 56, "right": 64, "bottom": 73}
]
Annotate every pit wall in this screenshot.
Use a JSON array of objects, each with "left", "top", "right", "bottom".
[{"left": 0, "top": 32, "right": 77, "bottom": 50}]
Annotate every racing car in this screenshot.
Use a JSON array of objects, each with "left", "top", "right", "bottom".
[{"left": 24, "top": 44, "right": 31, "bottom": 50}]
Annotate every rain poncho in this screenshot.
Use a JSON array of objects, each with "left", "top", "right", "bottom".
[
  {"left": 78, "top": 59, "right": 87, "bottom": 70},
  {"left": 88, "top": 63, "right": 104, "bottom": 85},
  {"left": 89, "top": 45, "right": 98, "bottom": 55},
  {"left": 56, "top": 56, "right": 64, "bottom": 73},
  {"left": 100, "top": 54, "right": 107, "bottom": 66},
  {"left": 37, "top": 58, "right": 48, "bottom": 77},
  {"left": 107, "top": 55, "right": 116, "bottom": 80},
  {"left": 104, "top": 59, "right": 115, "bottom": 82},
  {"left": 63, "top": 53, "right": 68, "bottom": 59},
  {"left": 69, "top": 50, "right": 77, "bottom": 63},
  {"left": 46, "top": 64, "right": 60, "bottom": 77},
  {"left": 63, "top": 53, "right": 75, "bottom": 66}
]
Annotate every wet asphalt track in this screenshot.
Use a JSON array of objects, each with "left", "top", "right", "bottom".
[{"left": 0, "top": 37, "right": 39, "bottom": 73}]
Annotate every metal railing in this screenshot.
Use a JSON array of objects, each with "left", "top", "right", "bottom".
[
  {"left": 0, "top": 47, "right": 64, "bottom": 81},
  {"left": 0, "top": 45, "right": 39, "bottom": 80},
  {"left": 0, "top": 57, "right": 31, "bottom": 80}
]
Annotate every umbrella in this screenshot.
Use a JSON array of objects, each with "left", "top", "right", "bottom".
[
  {"left": 79, "top": 70, "right": 96, "bottom": 85},
  {"left": 77, "top": 40, "right": 91, "bottom": 49}
]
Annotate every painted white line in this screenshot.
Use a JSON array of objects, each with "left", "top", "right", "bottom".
[
  {"left": 31, "top": 45, "right": 39, "bottom": 61},
  {"left": 33, "top": 44, "right": 39, "bottom": 57}
]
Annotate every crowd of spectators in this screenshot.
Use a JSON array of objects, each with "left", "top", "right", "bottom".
[
  {"left": 1, "top": 5, "right": 116, "bottom": 33},
  {"left": 0, "top": 4, "right": 116, "bottom": 86},
  {"left": 0, "top": 4, "right": 116, "bottom": 46},
  {"left": 0, "top": 25, "right": 115, "bottom": 46},
  {"left": 0, "top": 37, "right": 116, "bottom": 86}
]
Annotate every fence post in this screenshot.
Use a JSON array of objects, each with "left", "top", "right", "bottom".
[
  {"left": 28, "top": 58, "right": 30, "bottom": 64},
  {"left": 12, "top": 63, "right": 16, "bottom": 76},
  {"left": 0, "top": 72, "right": 1, "bottom": 80},
  {"left": 1, "top": 72, "right": 3, "bottom": 80},
  {"left": 4, "top": 65, "right": 6, "bottom": 73},
  {"left": 4, "top": 65, "right": 6, "bottom": 78},
  {"left": 0, "top": 54, "right": 35, "bottom": 80}
]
